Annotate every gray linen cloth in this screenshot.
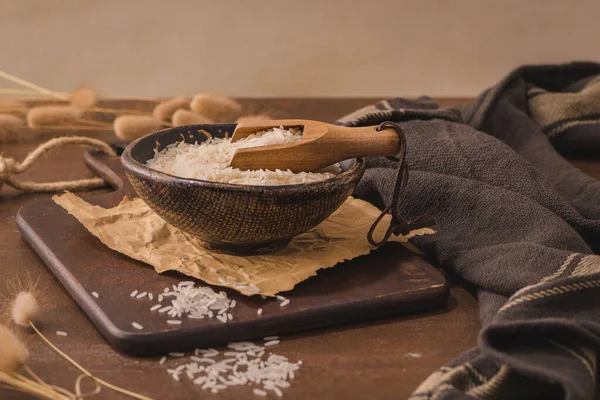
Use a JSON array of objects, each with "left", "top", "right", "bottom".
[{"left": 337, "top": 62, "right": 600, "bottom": 400}]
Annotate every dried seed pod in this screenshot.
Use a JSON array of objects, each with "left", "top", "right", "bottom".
[
  {"left": 0, "top": 114, "right": 25, "bottom": 142},
  {"left": 26, "top": 105, "right": 83, "bottom": 128},
  {"left": 11, "top": 291, "right": 40, "bottom": 327},
  {"left": 0, "top": 98, "right": 26, "bottom": 109},
  {"left": 236, "top": 114, "right": 273, "bottom": 124},
  {"left": 113, "top": 115, "right": 164, "bottom": 141},
  {"left": 70, "top": 87, "right": 98, "bottom": 109},
  {"left": 172, "top": 109, "right": 214, "bottom": 127},
  {"left": 0, "top": 324, "right": 29, "bottom": 373},
  {"left": 153, "top": 97, "right": 190, "bottom": 121},
  {"left": 190, "top": 94, "right": 242, "bottom": 122},
  {"left": 0, "top": 99, "right": 28, "bottom": 117}
]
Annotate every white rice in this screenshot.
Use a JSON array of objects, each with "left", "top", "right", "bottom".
[
  {"left": 161, "top": 340, "right": 301, "bottom": 396},
  {"left": 132, "top": 322, "right": 143, "bottom": 330},
  {"left": 279, "top": 299, "right": 290, "bottom": 307},
  {"left": 130, "top": 290, "right": 138, "bottom": 298},
  {"left": 264, "top": 340, "right": 280, "bottom": 347},
  {"left": 150, "top": 304, "right": 162, "bottom": 311},
  {"left": 159, "top": 356, "right": 167, "bottom": 365},
  {"left": 167, "top": 320, "right": 182, "bottom": 325},
  {"left": 257, "top": 308, "right": 263, "bottom": 315},
  {"left": 56, "top": 331, "right": 67, "bottom": 337},
  {"left": 253, "top": 388, "right": 267, "bottom": 396},
  {"left": 216, "top": 314, "right": 228, "bottom": 323},
  {"left": 146, "top": 127, "right": 340, "bottom": 186},
  {"left": 91, "top": 291, "right": 99, "bottom": 298}
]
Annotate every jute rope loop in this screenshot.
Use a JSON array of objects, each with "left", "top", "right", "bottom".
[{"left": 0, "top": 136, "right": 115, "bottom": 194}]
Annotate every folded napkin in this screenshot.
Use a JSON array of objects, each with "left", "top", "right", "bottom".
[{"left": 338, "top": 62, "right": 600, "bottom": 400}]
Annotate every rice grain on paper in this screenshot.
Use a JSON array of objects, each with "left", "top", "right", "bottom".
[{"left": 53, "top": 193, "right": 433, "bottom": 296}]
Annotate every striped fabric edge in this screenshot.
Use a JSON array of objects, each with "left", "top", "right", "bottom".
[
  {"left": 409, "top": 363, "right": 491, "bottom": 399},
  {"left": 409, "top": 363, "right": 519, "bottom": 400},
  {"left": 548, "top": 340, "right": 597, "bottom": 380},
  {"left": 526, "top": 74, "right": 600, "bottom": 136},
  {"left": 499, "top": 253, "right": 600, "bottom": 313},
  {"left": 336, "top": 102, "right": 394, "bottom": 125},
  {"left": 466, "top": 364, "right": 511, "bottom": 399},
  {"left": 547, "top": 117, "right": 600, "bottom": 138}
]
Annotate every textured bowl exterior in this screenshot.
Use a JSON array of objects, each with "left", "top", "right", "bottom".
[{"left": 121, "top": 124, "right": 365, "bottom": 254}]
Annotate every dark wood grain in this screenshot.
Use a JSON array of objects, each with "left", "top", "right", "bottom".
[{"left": 1, "top": 98, "right": 484, "bottom": 400}]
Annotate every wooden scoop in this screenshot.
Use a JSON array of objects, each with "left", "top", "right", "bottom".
[{"left": 230, "top": 119, "right": 400, "bottom": 172}]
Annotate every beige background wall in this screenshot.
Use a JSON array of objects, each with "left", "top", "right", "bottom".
[{"left": 1, "top": 0, "right": 599, "bottom": 98}]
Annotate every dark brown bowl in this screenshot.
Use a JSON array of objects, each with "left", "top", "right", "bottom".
[{"left": 121, "top": 124, "right": 366, "bottom": 255}]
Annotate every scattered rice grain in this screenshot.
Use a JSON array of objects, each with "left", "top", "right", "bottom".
[{"left": 279, "top": 299, "right": 290, "bottom": 307}]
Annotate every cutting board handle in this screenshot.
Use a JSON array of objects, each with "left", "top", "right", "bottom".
[{"left": 84, "top": 143, "right": 133, "bottom": 197}]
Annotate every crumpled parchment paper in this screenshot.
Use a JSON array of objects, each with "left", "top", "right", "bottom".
[{"left": 54, "top": 192, "right": 434, "bottom": 296}]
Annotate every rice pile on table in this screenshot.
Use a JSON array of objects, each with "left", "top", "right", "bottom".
[{"left": 146, "top": 127, "right": 340, "bottom": 185}]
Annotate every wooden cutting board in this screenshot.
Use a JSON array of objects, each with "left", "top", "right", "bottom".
[{"left": 16, "top": 146, "right": 449, "bottom": 356}]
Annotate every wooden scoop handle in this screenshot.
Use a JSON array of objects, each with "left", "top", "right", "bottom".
[
  {"left": 324, "top": 124, "right": 400, "bottom": 158},
  {"left": 231, "top": 123, "right": 400, "bottom": 172}
]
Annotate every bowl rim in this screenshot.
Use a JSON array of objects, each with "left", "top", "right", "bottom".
[{"left": 121, "top": 124, "right": 365, "bottom": 192}]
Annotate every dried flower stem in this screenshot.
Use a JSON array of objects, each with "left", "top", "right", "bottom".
[
  {"left": 29, "top": 125, "right": 111, "bottom": 131},
  {"left": 29, "top": 321, "right": 153, "bottom": 400},
  {"left": 0, "top": 71, "right": 69, "bottom": 101},
  {"left": 0, "top": 89, "right": 71, "bottom": 97},
  {"left": 0, "top": 88, "right": 160, "bottom": 101},
  {"left": 1, "top": 105, "right": 150, "bottom": 116},
  {"left": 87, "top": 107, "right": 150, "bottom": 115},
  {"left": 0, "top": 370, "right": 73, "bottom": 400}
]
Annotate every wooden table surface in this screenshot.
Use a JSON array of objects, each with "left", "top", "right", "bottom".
[{"left": 1, "top": 98, "right": 595, "bottom": 400}]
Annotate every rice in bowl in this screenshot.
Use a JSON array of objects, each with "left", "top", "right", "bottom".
[{"left": 146, "top": 127, "right": 340, "bottom": 185}]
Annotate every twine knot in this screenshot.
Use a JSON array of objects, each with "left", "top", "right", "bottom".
[{"left": 0, "top": 154, "right": 16, "bottom": 177}]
